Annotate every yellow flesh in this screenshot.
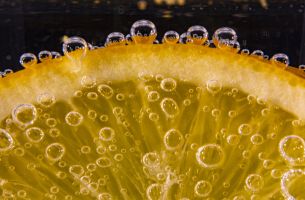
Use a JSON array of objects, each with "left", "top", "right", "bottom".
[{"left": 0, "top": 44, "right": 304, "bottom": 199}]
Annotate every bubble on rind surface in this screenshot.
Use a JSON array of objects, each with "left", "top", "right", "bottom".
[
  {"left": 130, "top": 19, "right": 157, "bottom": 44},
  {"left": 38, "top": 50, "right": 52, "bottom": 62},
  {"left": 212, "top": 27, "right": 237, "bottom": 49},
  {"left": 163, "top": 30, "right": 179, "bottom": 44},
  {"left": 19, "top": 53, "right": 37, "bottom": 68},
  {"left": 62, "top": 36, "right": 88, "bottom": 59},
  {"left": 105, "top": 32, "right": 125, "bottom": 47},
  {"left": 186, "top": 25, "right": 208, "bottom": 45}
]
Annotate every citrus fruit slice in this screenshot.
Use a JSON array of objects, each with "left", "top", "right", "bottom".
[{"left": 0, "top": 21, "right": 305, "bottom": 200}]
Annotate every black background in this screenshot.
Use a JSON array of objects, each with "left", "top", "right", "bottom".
[{"left": 0, "top": 0, "right": 304, "bottom": 71}]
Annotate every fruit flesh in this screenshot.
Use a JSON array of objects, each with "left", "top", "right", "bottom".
[{"left": 0, "top": 44, "right": 305, "bottom": 199}]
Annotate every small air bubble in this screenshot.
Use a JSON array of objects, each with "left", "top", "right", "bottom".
[
  {"left": 12, "top": 104, "right": 37, "bottom": 127},
  {"left": 65, "top": 111, "right": 83, "bottom": 126},
  {"left": 20, "top": 53, "right": 37, "bottom": 68},
  {"left": 81, "top": 75, "right": 96, "bottom": 88},
  {"left": 194, "top": 180, "right": 213, "bottom": 197},
  {"left": 62, "top": 36, "right": 88, "bottom": 59},
  {"left": 251, "top": 50, "right": 264, "bottom": 58},
  {"left": 186, "top": 25, "right": 208, "bottom": 45},
  {"left": 130, "top": 20, "right": 157, "bottom": 44},
  {"left": 99, "top": 127, "right": 115, "bottom": 141},
  {"left": 38, "top": 50, "right": 52, "bottom": 62},
  {"left": 212, "top": 27, "right": 238, "bottom": 49},
  {"left": 163, "top": 30, "right": 179, "bottom": 44},
  {"left": 271, "top": 53, "right": 289, "bottom": 67},
  {"left": 160, "top": 97, "right": 179, "bottom": 118},
  {"left": 51, "top": 51, "right": 62, "bottom": 59},
  {"left": 105, "top": 32, "right": 125, "bottom": 47},
  {"left": 37, "top": 93, "right": 56, "bottom": 108},
  {"left": 25, "top": 127, "right": 44, "bottom": 143},
  {"left": 163, "top": 128, "right": 184, "bottom": 151},
  {"left": 45, "top": 143, "right": 65, "bottom": 162},
  {"left": 196, "top": 144, "right": 225, "bottom": 169},
  {"left": 0, "top": 129, "right": 14, "bottom": 152}
]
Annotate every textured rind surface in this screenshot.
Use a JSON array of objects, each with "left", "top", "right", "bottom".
[{"left": 0, "top": 44, "right": 305, "bottom": 119}]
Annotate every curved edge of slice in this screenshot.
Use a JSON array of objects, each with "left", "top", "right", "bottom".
[{"left": 0, "top": 44, "right": 305, "bottom": 119}]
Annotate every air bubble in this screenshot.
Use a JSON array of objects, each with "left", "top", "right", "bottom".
[
  {"left": 99, "top": 114, "right": 109, "bottom": 122},
  {"left": 298, "top": 64, "right": 305, "bottom": 71},
  {"left": 147, "top": 91, "right": 160, "bottom": 102},
  {"left": 19, "top": 53, "right": 37, "bottom": 68},
  {"left": 81, "top": 75, "right": 96, "bottom": 88},
  {"left": 98, "top": 193, "right": 113, "bottom": 200},
  {"left": 160, "top": 97, "right": 180, "bottom": 118},
  {"left": 163, "top": 30, "right": 179, "bottom": 44},
  {"left": 196, "top": 144, "right": 225, "bottom": 169},
  {"left": 37, "top": 93, "right": 56, "bottom": 107},
  {"left": 271, "top": 53, "right": 289, "bottom": 67},
  {"left": 250, "top": 134, "right": 264, "bottom": 145},
  {"left": 69, "top": 165, "right": 84, "bottom": 177},
  {"left": 281, "top": 169, "right": 305, "bottom": 200},
  {"left": 142, "top": 152, "right": 160, "bottom": 167},
  {"left": 212, "top": 27, "right": 237, "bottom": 49},
  {"left": 87, "top": 92, "right": 98, "bottom": 100},
  {"left": 206, "top": 80, "right": 222, "bottom": 94},
  {"left": 87, "top": 110, "right": 97, "bottom": 120},
  {"left": 226, "top": 134, "right": 240, "bottom": 145},
  {"left": 65, "top": 111, "right": 83, "bottom": 126},
  {"left": 46, "top": 118, "right": 57, "bottom": 127},
  {"left": 45, "top": 143, "right": 65, "bottom": 162},
  {"left": 80, "top": 146, "right": 91, "bottom": 154},
  {"left": 241, "top": 49, "right": 250, "bottom": 55},
  {"left": 130, "top": 19, "right": 157, "bottom": 44},
  {"left": 251, "top": 50, "right": 264, "bottom": 58},
  {"left": 38, "top": 50, "right": 52, "bottom": 62},
  {"left": 279, "top": 135, "right": 305, "bottom": 165},
  {"left": 0, "top": 129, "right": 14, "bottom": 152},
  {"left": 149, "top": 112, "right": 159, "bottom": 121},
  {"left": 160, "top": 77, "right": 177, "bottom": 92},
  {"left": 96, "top": 156, "right": 112, "bottom": 168},
  {"left": 125, "top": 34, "right": 133, "bottom": 45},
  {"left": 194, "top": 180, "right": 213, "bottom": 197},
  {"left": 186, "top": 25, "right": 208, "bottom": 45},
  {"left": 105, "top": 32, "right": 125, "bottom": 47},
  {"left": 62, "top": 36, "right": 88, "bottom": 58},
  {"left": 99, "top": 127, "right": 115, "bottom": 141},
  {"left": 179, "top": 32, "right": 187, "bottom": 44},
  {"left": 51, "top": 51, "right": 62, "bottom": 59},
  {"left": 12, "top": 104, "right": 37, "bottom": 127},
  {"left": 164, "top": 128, "right": 184, "bottom": 151},
  {"left": 25, "top": 127, "right": 44, "bottom": 143},
  {"left": 245, "top": 174, "right": 264, "bottom": 192},
  {"left": 238, "top": 124, "right": 252, "bottom": 136},
  {"left": 146, "top": 183, "right": 162, "bottom": 200},
  {"left": 98, "top": 84, "right": 114, "bottom": 99},
  {"left": 49, "top": 128, "right": 60, "bottom": 138}
]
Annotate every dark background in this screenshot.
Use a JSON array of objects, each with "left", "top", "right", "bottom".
[{"left": 0, "top": 0, "right": 304, "bottom": 71}]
